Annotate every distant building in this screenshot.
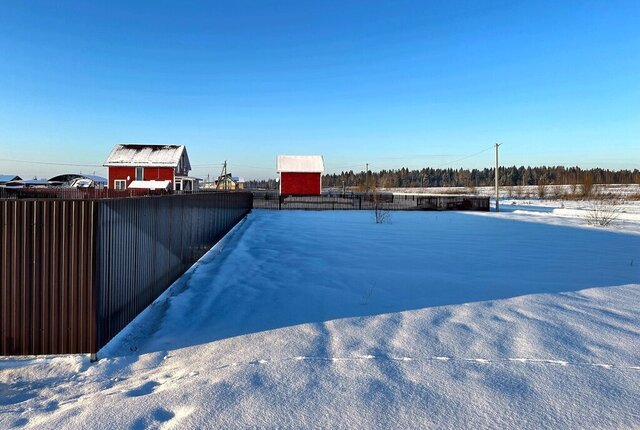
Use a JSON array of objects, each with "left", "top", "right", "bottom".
[
  {"left": 276, "top": 155, "right": 324, "bottom": 196},
  {"left": 48, "top": 173, "right": 108, "bottom": 188},
  {"left": 233, "top": 176, "right": 245, "bottom": 190},
  {"left": 209, "top": 174, "right": 244, "bottom": 190},
  {"left": 104, "top": 144, "right": 198, "bottom": 191},
  {"left": 21, "top": 179, "right": 49, "bottom": 188},
  {"left": 0, "top": 175, "right": 22, "bottom": 187}
]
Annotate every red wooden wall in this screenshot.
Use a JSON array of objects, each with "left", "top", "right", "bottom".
[
  {"left": 108, "top": 167, "right": 175, "bottom": 189},
  {"left": 280, "top": 172, "right": 321, "bottom": 195}
]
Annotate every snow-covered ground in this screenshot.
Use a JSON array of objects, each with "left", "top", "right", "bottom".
[
  {"left": 386, "top": 183, "right": 640, "bottom": 199},
  {"left": 479, "top": 199, "right": 640, "bottom": 234},
  {"left": 1, "top": 209, "right": 639, "bottom": 429}
]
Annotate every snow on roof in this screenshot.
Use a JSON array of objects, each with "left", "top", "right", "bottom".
[
  {"left": 276, "top": 155, "right": 324, "bottom": 173},
  {"left": 104, "top": 144, "right": 190, "bottom": 169},
  {"left": 81, "top": 174, "right": 108, "bottom": 183},
  {"left": 128, "top": 180, "right": 171, "bottom": 190},
  {"left": 48, "top": 173, "right": 108, "bottom": 184},
  {"left": 0, "top": 174, "right": 21, "bottom": 183},
  {"left": 22, "top": 179, "right": 50, "bottom": 186}
]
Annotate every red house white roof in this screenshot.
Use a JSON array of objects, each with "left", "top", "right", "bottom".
[
  {"left": 276, "top": 155, "right": 324, "bottom": 173},
  {"left": 104, "top": 144, "right": 191, "bottom": 170}
]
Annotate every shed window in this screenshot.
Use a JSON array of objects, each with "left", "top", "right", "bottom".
[
  {"left": 114, "top": 180, "right": 126, "bottom": 190},
  {"left": 135, "top": 167, "right": 144, "bottom": 181}
]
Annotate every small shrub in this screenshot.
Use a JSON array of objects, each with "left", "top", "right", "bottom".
[
  {"left": 513, "top": 186, "right": 524, "bottom": 198},
  {"left": 584, "top": 197, "right": 621, "bottom": 227},
  {"left": 537, "top": 178, "right": 547, "bottom": 199},
  {"left": 581, "top": 174, "right": 594, "bottom": 198},
  {"left": 551, "top": 186, "right": 565, "bottom": 200},
  {"left": 372, "top": 188, "right": 391, "bottom": 224},
  {"left": 570, "top": 181, "right": 579, "bottom": 197}
]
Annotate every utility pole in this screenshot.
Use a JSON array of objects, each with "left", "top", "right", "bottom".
[
  {"left": 223, "top": 160, "right": 228, "bottom": 190},
  {"left": 495, "top": 143, "right": 501, "bottom": 212},
  {"left": 365, "top": 163, "right": 369, "bottom": 192},
  {"left": 216, "top": 160, "right": 227, "bottom": 190}
]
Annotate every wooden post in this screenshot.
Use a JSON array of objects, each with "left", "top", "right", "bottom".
[{"left": 495, "top": 143, "right": 501, "bottom": 212}]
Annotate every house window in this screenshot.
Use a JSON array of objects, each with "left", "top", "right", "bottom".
[
  {"left": 135, "top": 167, "right": 144, "bottom": 181},
  {"left": 175, "top": 180, "right": 182, "bottom": 191},
  {"left": 114, "top": 180, "right": 126, "bottom": 190}
]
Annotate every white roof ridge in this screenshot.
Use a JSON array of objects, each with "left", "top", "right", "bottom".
[
  {"left": 104, "top": 144, "right": 190, "bottom": 169},
  {"left": 276, "top": 155, "right": 324, "bottom": 173}
]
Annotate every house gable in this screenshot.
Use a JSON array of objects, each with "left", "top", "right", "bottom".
[{"left": 104, "top": 144, "right": 191, "bottom": 173}]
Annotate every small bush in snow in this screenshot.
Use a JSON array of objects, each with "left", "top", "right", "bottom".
[
  {"left": 371, "top": 188, "right": 391, "bottom": 224},
  {"left": 537, "top": 178, "right": 547, "bottom": 199},
  {"left": 581, "top": 174, "right": 594, "bottom": 198},
  {"left": 584, "top": 197, "right": 621, "bottom": 227}
]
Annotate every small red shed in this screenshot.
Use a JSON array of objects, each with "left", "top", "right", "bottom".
[
  {"left": 277, "top": 155, "right": 324, "bottom": 196},
  {"left": 104, "top": 144, "right": 197, "bottom": 191}
]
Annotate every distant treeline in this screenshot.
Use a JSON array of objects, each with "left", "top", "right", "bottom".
[{"left": 245, "top": 166, "right": 640, "bottom": 190}]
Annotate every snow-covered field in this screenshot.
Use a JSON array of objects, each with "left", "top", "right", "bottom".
[
  {"left": 1, "top": 208, "right": 639, "bottom": 429},
  {"left": 480, "top": 198, "right": 640, "bottom": 234},
  {"left": 386, "top": 183, "right": 640, "bottom": 199}
]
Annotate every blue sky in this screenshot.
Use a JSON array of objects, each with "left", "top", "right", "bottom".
[{"left": 0, "top": 1, "right": 638, "bottom": 180}]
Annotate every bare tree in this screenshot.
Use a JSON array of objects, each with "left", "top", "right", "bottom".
[
  {"left": 371, "top": 186, "right": 391, "bottom": 224},
  {"left": 570, "top": 180, "right": 579, "bottom": 198},
  {"left": 584, "top": 196, "right": 621, "bottom": 227},
  {"left": 514, "top": 185, "right": 524, "bottom": 198},
  {"left": 581, "top": 173, "right": 594, "bottom": 198},
  {"left": 537, "top": 177, "right": 547, "bottom": 199},
  {"left": 551, "top": 185, "right": 565, "bottom": 200}
]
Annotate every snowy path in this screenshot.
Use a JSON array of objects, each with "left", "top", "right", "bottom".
[{"left": 1, "top": 210, "right": 639, "bottom": 429}]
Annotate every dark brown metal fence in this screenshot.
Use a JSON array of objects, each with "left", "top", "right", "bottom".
[
  {"left": 1, "top": 192, "right": 252, "bottom": 356},
  {"left": 94, "top": 193, "right": 251, "bottom": 350},
  {"left": 1, "top": 199, "right": 99, "bottom": 355},
  {"left": 0, "top": 187, "right": 164, "bottom": 200}
]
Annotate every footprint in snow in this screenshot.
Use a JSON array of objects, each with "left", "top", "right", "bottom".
[
  {"left": 11, "top": 417, "right": 29, "bottom": 428},
  {"left": 129, "top": 406, "right": 193, "bottom": 430},
  {"left": 126, "top": 380, "right": 161, "bottom": 398}
]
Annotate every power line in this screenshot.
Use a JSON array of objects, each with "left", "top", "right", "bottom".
[
  {"left": 0, "top": 157, "right": 104, "bottom": 168},
  {"left": 369, "top": 154, "right": 458, "bottom": 160},
  {"left": 436, "top": 145, "right": 495, "bottom": 168},
  {"left": 326, "top": 156, "right": 458, "bottom": 171},
  {"left": 325, "top": 164, "right": 366, "bottom": 170},
  {"left": 232, "top": 164, "right": 275, "bottom": 170},
  {"left": 326, "top": 147, "right": 497, "bottom": 173},
  {"left": 0, "top": 146, "right": 497, "bottom": 174}
]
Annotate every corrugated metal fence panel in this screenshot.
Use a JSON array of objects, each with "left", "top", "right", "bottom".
[
  {"left": 0, "top": 199, "right": 98, "bottom": 355},
  {"left": 94, "top": 192, "right": 252, "bottom": 350},
  {"left": 1, "top": 192, "right": 251, "bottom": 356}
]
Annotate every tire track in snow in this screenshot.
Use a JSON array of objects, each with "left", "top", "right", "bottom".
[{"left": 210, "top": 354, "right": 640, "bottom": 372}]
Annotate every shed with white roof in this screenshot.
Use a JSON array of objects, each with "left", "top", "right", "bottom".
[{"left": 276, "top": 155, "right": 324, "bottom": 196}]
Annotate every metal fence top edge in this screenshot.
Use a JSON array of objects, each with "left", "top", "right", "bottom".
[{"left": 0, "top": 191, "right": 252, "bottom": 203}]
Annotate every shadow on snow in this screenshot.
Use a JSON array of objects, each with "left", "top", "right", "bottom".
[{"left": 104, "top": 210, "right": 640, "bottom": 357}]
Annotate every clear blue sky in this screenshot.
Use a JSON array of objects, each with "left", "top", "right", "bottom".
[{"left": 0, "top": 1, "right": 638, "bottom": 180}]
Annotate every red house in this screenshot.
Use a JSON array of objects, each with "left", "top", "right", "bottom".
[
  {"left": 277, "top": 155, "right": 324, "bottom": 196},
  {"left": 104, "top": 144, "right": 197, "bottom": 191}
]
